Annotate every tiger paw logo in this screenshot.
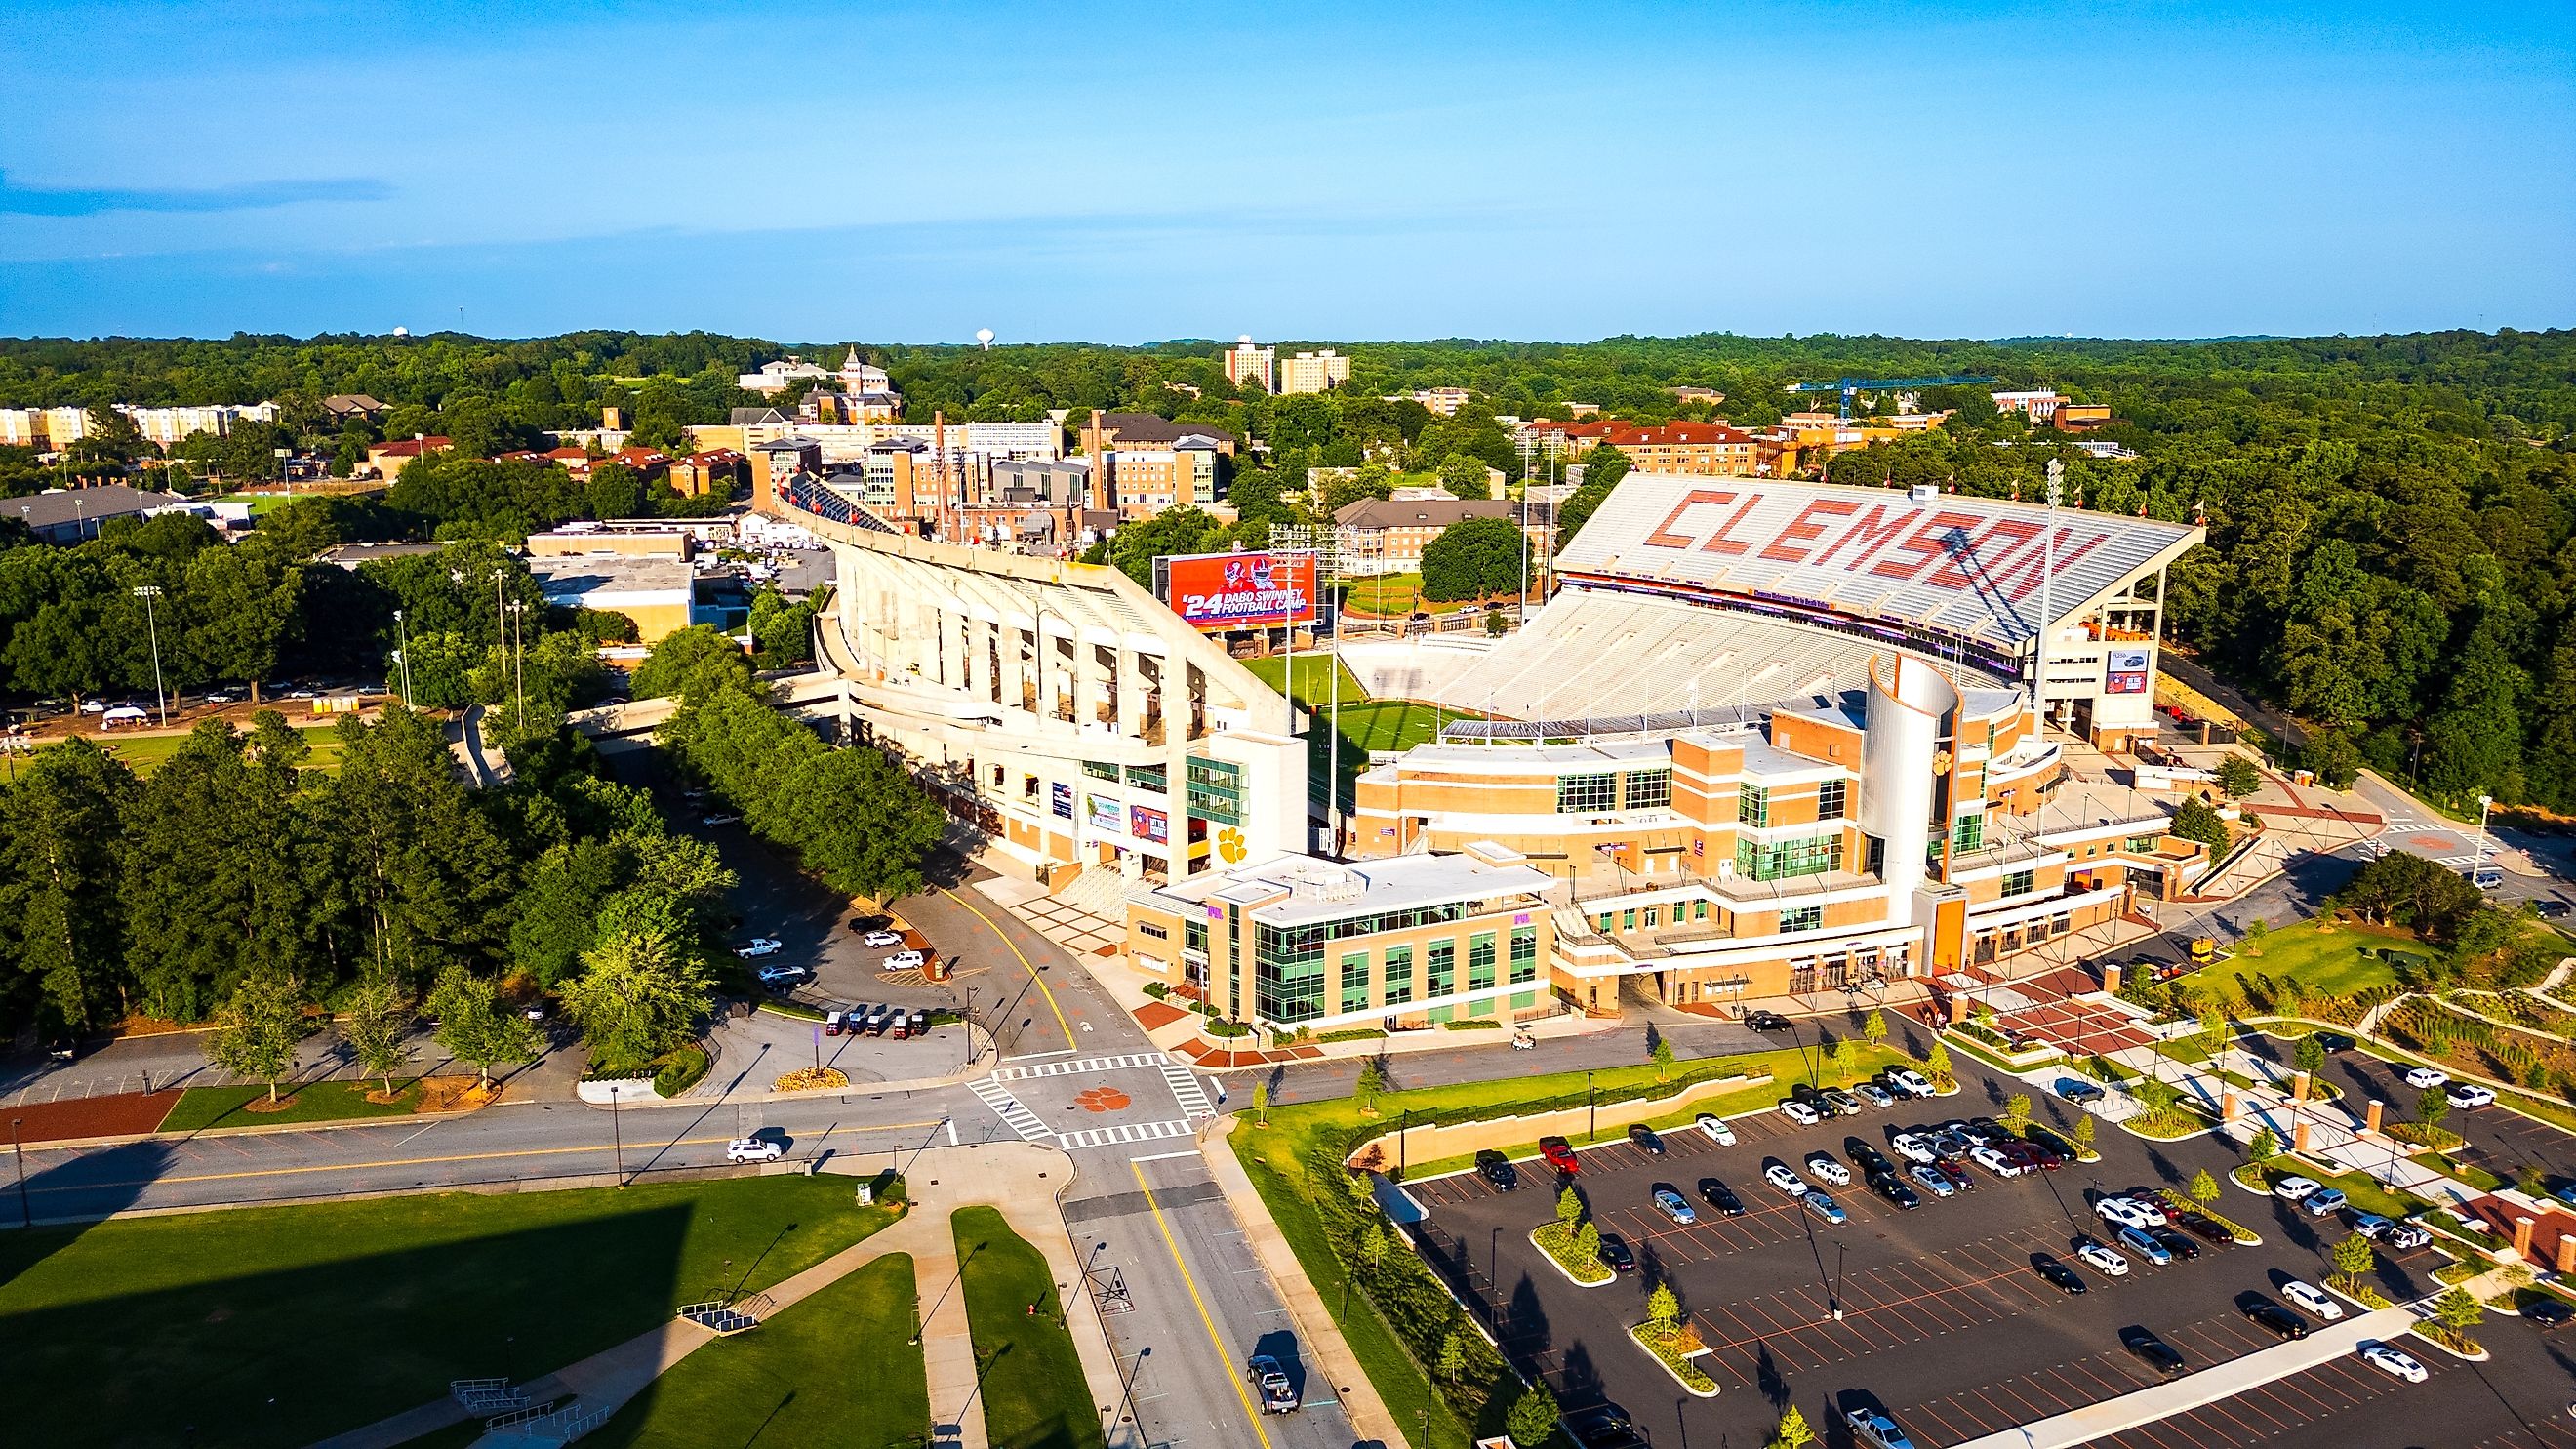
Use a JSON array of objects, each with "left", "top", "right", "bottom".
[
  {"left": 1217, "top": 826, "right": 1248, "bottom": 864},
  {"left": 1074, "top": 1086, "right": 1131, "bottom": 1113}
]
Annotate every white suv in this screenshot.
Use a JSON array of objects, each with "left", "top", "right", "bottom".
[
  {"left": 726, "top": 1136, "right": 784, "bottom": 1163},
  {"left": 2272, "top": 1176, "right": 2324, "bottom": 1202},
  {"left": 2095, "top": 1196, "right": 2166, "bottom": 1230}
]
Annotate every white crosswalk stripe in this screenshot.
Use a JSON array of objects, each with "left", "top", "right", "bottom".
[
  {"left": 1056, "top": 1118, "right": 1196, "bottom": 1151},
  {"left": 967, "top": 1079, "right": 1054, "bottom": 1143},
  {"left": 1157, "top": 1061, "right": 1217, "bottom": 1120},
  {"left": 989, "top": 1052, "right": 1165, "bottom": 1082}
]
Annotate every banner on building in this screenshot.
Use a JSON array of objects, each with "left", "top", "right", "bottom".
[
  {"left": 1154, "top": 551, "right": 1317, "bottom": 631},
  {"left": 2105, "top": 646, "right": 2152, "bottom": 695},
  {"left": 1131, "top": 805, "right": 1170, "bottom": 845},
  {"left": 1086, "top": 794, "right": 1124, "bottom": 833},
  {"left": 1050, "top": 782, "right": 1074, "bottom": 820}
]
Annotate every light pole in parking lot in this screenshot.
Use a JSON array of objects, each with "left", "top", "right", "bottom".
[
  {"left": 609, "top": 1081, "right": 624, "bottom": 1188},
  {"left": 961, "top": 986, "right": 978, "bottom": 1067},
  {"left": 1586, "top": 1071, "right": 1596, "bottom": 1140},
  {"left": 132, "top": 585, "right": 168, "bottom": 727}
]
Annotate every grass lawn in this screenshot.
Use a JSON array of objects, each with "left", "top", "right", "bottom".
[
  {"left": 0, "top": 1174, "right": 905, "bottom": 1449},
  {"left": 1337, "top": 573, "right": 1471, "bottom": 618},
  {"left": 157, "top": 1078, "right": 432, "bottom": 1132},
  {"left": 2171, "top": 917, "right": 2406, "bottom": 1011},
  {"left": 50, "top": 721, "right": 351, "bottom": 777},
  {"left": 1232, "top": 1041, "right": 1915, "bottom": 1449},
  {"left": 952, "top": 1206, "right": 1105, "bottom": 1449},
  {"left": 589, "top": 1253, "right": 927, "bottom": 1449},
  {"left": 1240, "top": 653, "right": 1371, "bottom": 705}
]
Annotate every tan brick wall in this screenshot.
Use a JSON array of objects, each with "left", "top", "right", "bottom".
[{"left": 1341, "top": 1069, "right": 1771, "bottom": 1170}]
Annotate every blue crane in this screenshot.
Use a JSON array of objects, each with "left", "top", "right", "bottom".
[{"left": 1785, "top": 373, "right": 2000, "bottom": 419}]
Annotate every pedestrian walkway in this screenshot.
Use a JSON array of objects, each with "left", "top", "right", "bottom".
[
  {"left": 2104, "top": 1040, "right": 2464, "bottom": 1202},
  {"left": 1156, "top": 1060, "right": 1217, "bottom": 1119},
  {"left": 967, "top": 1078, "right": 1054, "bottom": 1143},
  {"left": 993, "top": 1051, "right": 1167, "bottom": 1081}
]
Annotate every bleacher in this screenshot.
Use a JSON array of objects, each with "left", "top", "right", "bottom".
[
  {"left": 1429, "top": 586, "right": 1898, "bottom": 721},
  {"left": 1556, "top": 474, "right": 2200, "bottom": 653}
]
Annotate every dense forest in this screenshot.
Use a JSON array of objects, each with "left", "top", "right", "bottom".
[{"left": 4, "top": 328, "right": 2573, "bottom": 823}]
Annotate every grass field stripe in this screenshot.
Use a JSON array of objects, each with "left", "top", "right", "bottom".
[{"left": 1130, "top": 1159, "right": 1276, "bottom": 1449}]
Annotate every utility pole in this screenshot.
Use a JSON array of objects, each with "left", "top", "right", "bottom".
[
  {"left": 506, "top": 601, "right": 528, "bottom": 732},
  {"left": 131, "top": 585, "right": 168, "bottom": 726},
  {"left": 392, "top": 608, "right": 414, "bottom": 705}
]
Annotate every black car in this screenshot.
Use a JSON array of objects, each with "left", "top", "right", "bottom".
[
  {"left": 1565, "top": 1404, "right": 1648, "bottom": 1449},
  {"left": 2036, "top": 1257, "right": 2087, "bottom": 1295},
  {"left": 1698, "top": 1177, "right": 1747, "bottom": 1216},
  {"left": 2150, "top": 1228, "right": 2201, "bottom": 1262},
  {"left": 2537, "top": 899, "right": 2571, "bottom": 921},
  {"left": 2312, "top": 1030, "right": 2359, "bottom": 1052},
  {"left": 2242, "top": 1299, "right": 2310, "bottom": 1341},
  {"left": 2174, "top": 1212, "right": 2233, "bottom": 1245},
  {"left": 2025, "top": 1124, "right": 2082, "bottom": 1160},
  {"left": 1598, "top": 1233, "right": 1636, "bottom": 1273},
  {"left": 2121, "top": 1326, "right": 2187, "bottom": 1375},
  {"left": 1746, "top": 1010, "right": 1792, "bottom": 1031},
  {"left": 1475, "top": 1149, "right": 1519, "bottom": 1191},
  {"left": 1845, "top": 1137, "right": 1893, "bottom": 1174},
  {"left": 2527, "top": 1296, "right": 2575, "bottom": 1330},
  {"left": 1629, "top": 1124, "right": 1666, "bottom": 1155},
  {"left": 1869, "top": 1173, "right": 1921, "bottom": 1210}
]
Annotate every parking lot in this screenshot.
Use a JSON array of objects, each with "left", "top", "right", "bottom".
[
  {"left": 1407, "top": 1056, "right": 2463, "bottom": 1448},
  {"left": 2242, "top": 1032, "right": 2576, "bottom": 1188}
]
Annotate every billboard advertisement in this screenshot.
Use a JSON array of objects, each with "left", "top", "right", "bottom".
[
  {"left": 1086, "top": 794, "right": 1124, "bottom": 833},
  {"left": 1130, "top": 804, "right": 1170, "bottom": 845},
  {"left": 1050, "top": 782, "right": 1074, "bottom": 820},
  {"left": 2105, "top": 646, "right": 2151, "bottom": 695},
  {"left": 1157, "top": 551, "right": 1316, "bottom": 631}
]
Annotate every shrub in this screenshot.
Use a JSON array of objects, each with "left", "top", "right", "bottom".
[{"left": 653, "top": 1044, "right": 710, "bottom": 1098}]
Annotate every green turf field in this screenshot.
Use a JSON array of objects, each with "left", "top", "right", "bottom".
[
  {"left": 1239, "top": 653, "right": 1369, "bottom": 704},
  {"left": 42, "top": 720, "right": 351, "bottom": 777}
]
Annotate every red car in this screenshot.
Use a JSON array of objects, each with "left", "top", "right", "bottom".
[{"left": 1539, "top": 1137, "right": 1580, "bottom": 1175}]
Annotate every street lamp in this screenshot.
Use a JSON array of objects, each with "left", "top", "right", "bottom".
[
  {"left": 2472, "top": 794, "right": 2497, "bottom": 884},
  {"left": 1587, "top": 1070, "right": 1596, "bottom": 1140},
  {"left": 504, "top": 601, "right": 529, "bottom": 732},
  {"left": 132, "top": 585, "right": 168, "bottom": 727},
  {"left": 609, "top": 1080, "right": 625, "bottom": 1188}
]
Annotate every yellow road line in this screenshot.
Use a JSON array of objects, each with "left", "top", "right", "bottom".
[
  {"left": 24, "top": 1120, "right": 948, "bottom": 1189},
  {"left": 939, "top": 884, "right": 1077, "bottom": 1051},
  {"left": 1131, "top": 1158, "right": 1275, "bottom": 1449}
]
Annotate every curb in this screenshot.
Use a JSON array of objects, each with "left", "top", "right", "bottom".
[
  {"left": 1628, "top": 1327, "right": 1719, "bottom": 1397},
  {"left": 1529, "top": 1227, "right": 1616, "bottom": 1288}
]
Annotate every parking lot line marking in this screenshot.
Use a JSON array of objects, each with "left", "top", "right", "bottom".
[
  {"left": 937, "top": 884, "right": 1076, "bottom": 1052},
  {"left": 1128, "top": 1160, "right": 1274, "bottom": 1449}
]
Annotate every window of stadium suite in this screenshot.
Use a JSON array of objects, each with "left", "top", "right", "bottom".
[
  {"left": 1738, "top": 782, "right": 1770, "bottom": 827},
  {"left": 1469, "top": 933, "right": 1497, "bottom": 992},
  {"left": 1429, "top": 941, "right": 1456, "bottom": 994},
  {"left": 1341, "top": 954, "right": 1370, "bottom": 1014},
  {"left": 1952, "top": 809, "right": 1987, "bottom": 852},
  {"left": 1557, "top": 772, "right": 1617, "bottom": 813},
  {"left": 1737, "top": 834, "right": 1841, "bottom": 882},
  {"left": 1622, "top": 768, "right": 1672, "bottom": 810},
  {"left": 1818, "top": 779, "right": 1848, "bottom": 820},
  {"left": 1185, "top": 918, "right": 1207, "bottom": 952},
  {"left": 1780, "top": 905, "right": 1825, "bottom": 934},
  {"left": 1510, "top": 925, "right": 1538, "bottom": 983},
  {"left": 1383, "top": 945, "right": 1413, "bottom": 1003},
  {"left": 2002, "top": 868, "right": 2037, "bottom": 897}
]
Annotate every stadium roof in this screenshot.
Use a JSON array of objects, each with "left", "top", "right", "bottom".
[{"left": 1556, "top": 475, "right": 2201, "bottom": 652}]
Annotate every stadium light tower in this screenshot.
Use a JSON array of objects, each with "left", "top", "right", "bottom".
[{"left": 2034, "top": 459, "right": 2064, "bottom": 724}]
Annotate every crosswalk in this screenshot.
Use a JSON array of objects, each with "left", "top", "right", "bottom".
[
  {"left": 1158, "top": 1061, "right": 1218, "bottom": 1119},
  {"left": 991, "top": 1052, "right": 1166, "bottom": 1082},
  {"left": 966, "top": 1079, "right": 1054, "bottom": 1143},
  {"left": 1057, "top": 1118, "right": 1196, "bottom": 1151}
]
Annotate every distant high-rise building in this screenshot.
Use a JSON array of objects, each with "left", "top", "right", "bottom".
[
  {"left": 1277, "top": 349, "right": 1351, "bottom": 395},
  {"left": 1221, "top": 336, "right": 1275, "bottom": 392}
]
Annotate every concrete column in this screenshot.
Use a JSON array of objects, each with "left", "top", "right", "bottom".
[
  {"left": 2556, "top": 1234, "right": 2575, "bottom": 1275},
  {"left": 2221, "top": 1090, "right": 2239, "bottom": 1121},
  {"left": 2515, "top": 1214, "right": 2536, "bottom": 1259},
  {"left": 2293, "top": 1070, "right": 2312, "bottom": 1103},
  {"left": 2293, "top": 1119, "right": 2311, "bottom": 1153},
  {"left": 1118, "top": 642, "right": 1148, "bottom": 739},
  {"left": 2366, "top": 1099, "right": 2385, "bottom": 1135}
]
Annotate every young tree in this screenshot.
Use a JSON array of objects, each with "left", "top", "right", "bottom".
[
  {"left": 2243, "top": 917, "right": 2270, "bottom": 956},
  {"left": 1864, "top": 1008, "right": 1888, "bottom": 1045},
  {"left": 1252, "top": 1079, "right": 1269, "bottom": 1128},
  {"left": 560, "top": 926, "right": 713, "bottom": 1069},
  {"left": 1830, "top": 1037, "right": 1859, "bottom": 1079},
  {"left": 1651, "top": 1033, "right": 1677, "bottom": 1083},
  {"left": 2246, "top": 1124, "right": 2280, "bottom": 1161},
  {"left": 2434, "top": 1285, "right": 2485, "bottom": 1344},
  {"left": 1435, "top": 1329, "right": 1468, "bottom": 1386},
  {"left": 2136, "top": 1074, "right": 2182, "bottom": 1117},
  {"left": 2417, "top": 1083, "right": 2452, "bottom": 1134},
  {"left": 1924, "top": 1039, "right": 1954, "bottom": 1089},
  {"left": 2188, "top": 1168, "right": 2221, "bottom": 1203},
  {"left": 1575, "top": 1220, "right": 1602, "bottom": 1267},
  {"left": 1646, "top": 1282, "right": 1681, "bottom": 1334},
  {"left": 1354, "top": 1221, "right": 1389, "bottom": 1277},
  {"left": 1769, "top": 1405, "right": 1819, "bottom": 1449},
  {"left": 2171, "top": 795, "right": 2232, "bottom": 855},
  {"left": 1355, "top": 1057, "right": 1383, "bottom": 1114},
  {"left": 2002, "top": 1092, "right": 2033, "bottom": 1133},
  {"left": 2295, "top": 1033, "right": 2327, "bottom": 1078},
  {"left": 1556, "top": 1185, "right": 1584, "bottom": 1232},
  {"left": 2216, "top": 754, "right": 2265, "bottom": 800},
  {"left": 2072, "top": 1114, "right": 2098, "bottom": 1155},
  {"left": 341, "top": 976, "right": 414, "bottom": 1096},
  {"left": 428, "top": 964, "right": 539, "bottom": 1089},
  {"left": 2332, "top": 1230, "right": 2377, "bottom": 1287},
  {"left": 1506, "top": 1384, "right": 1561, "bottom": 1449},
  {"left": 205, "top": 971, "right": 307, "bottom": 1104}
]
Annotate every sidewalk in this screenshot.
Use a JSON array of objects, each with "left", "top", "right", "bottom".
[{"left": 1202, "top": 1117, "right": 1405, "bottom": 1445}]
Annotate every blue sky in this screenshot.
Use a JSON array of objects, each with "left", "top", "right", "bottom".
[{"left": 1, "top": 0, "right": 2568, "bottom": 342}]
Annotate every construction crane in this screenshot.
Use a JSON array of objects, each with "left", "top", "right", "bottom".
[{"left": 1785, "top": 373, "right": 1999, "bottom": 419}]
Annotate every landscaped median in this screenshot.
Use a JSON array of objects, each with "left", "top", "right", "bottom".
[
  {"left": 1630, "top": 1285, "right": 1717, "bottom": 1396},
  {"left": 1230, "top": 1039, "right": 1918, "bottom": 1449},
  {"left": 158, "top": 1074, "right": 492, "bottom": 1133}
]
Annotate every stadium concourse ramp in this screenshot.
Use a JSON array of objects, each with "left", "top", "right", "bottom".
[{"left": 1422, "top": 584, "right": 1933, "bottom": 722}]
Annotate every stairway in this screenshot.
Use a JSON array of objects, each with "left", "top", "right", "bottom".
[{"left": 1051, "top": 864, "right": 1135, "bottom": 922}]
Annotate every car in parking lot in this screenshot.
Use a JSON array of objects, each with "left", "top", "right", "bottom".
[
  {"left": 2359, "top": 1343, "right": 2428, "bottom": 1383},
  {"left": 700, "top": 811, "right": 743, "bottom": 826},
  {"left": 2116, "top": 1225, "right": 2174, "bottom": 1265},
  {"left": 2311, "top": 1030, "right": 2357, "bottom": 1052},
  {"left": 1907, "top": 1162, "right": 1955, "bottom": 1197},
  {"left": 1855, "top": 1081, "right": 1897, "bottom": 1108},
  {"left": 1892, "top": 1132, "right": 1937, "bottom": 1164},
  {"left": 2121, "top": 1326, "right": 2188, "bottom": 1376},
  {"left": 1821, "top": 1087, "right": 1865, "bottom": 1115},
  {"left": 1539, "top": 1137, "right": 1581, "bottom": 1175},
  {"left": 1476, "top": 1150, "right": 1519, "bottom": 1191},
  {"left": 2036, "top": 1257, "right": 2087, "bottom": 1295},
  {"left": 2174, "top": 1212, "right": 2234, "bottom": 1245},
  {"left": 1764, "top": 1163, "right": 1810, "bottom": 1194},
  {"left": 2447, "top": 1083, "right": 2497, "bottom": 1109},
  {"left": 1629, "top": 1124, "right": 1666, "bottom": 1155},
  {"left": 2075, "top": 1239, "right": 2131, "bottom": 1276},
  {"left": 1564, "top": 1404, "right": 1648, "bottom": 1449},
  {"left": 2304, "top": 1187, "right": 2349, "bottom": 1217},
  {"left": 1844, "top": 1138, "right": 1893, "bottom": 1174},
  {"left": 1791, "top": 1082, "right": 1832, "bottom": 1114},
  {"left": 825, "top": 1009, "right": 852, "bottom": 1036},
  {"left": 1802, "top": 1190, "right": 1848, "bottom": 1226},
  {"left": 755, "top": 962, "right": 810, "bottom": 988},
  {"left": 1969, "top": 1145, "right": 2030, "bottom": 1178},
  {"left": 1888, "top": 1067, "right": 1935, "bottom": 1098},
  {"left": 2152, "top": 1227, "right": 2201, "bottom": 1262},
  {"left": 861, "top": 1004, "right": 890, "bottom": 1034},
  {"left": 1695, "top": 1111, "right": 1737, "bottom": 1146},
  {"left": 2095, "top": 1195, "right": 2164, "bottom": 1230},
  {"left": 2525, "top": 1296, "right": 2574, "bottom": 1330},
  {"left": 1779, "top": 1097, "right": 1824, "bottom": 1126},
  {"left": 1844, "top": 1406, "right": 1920, "bottom": 1449},
  {"left": 1927, "top": 1129, "right": 1974, "bottom": 1161},
  {"left": 907, "top": 1007, "right": 929, "bottom": 1039},
  {"left": 1248, "top": 1354, "right": 1297, "bottom": 1413},
  {"left": 2054, "top": 1077, "right": 2107, "bottom": 1105},
  {"left": 2243, "top": 1297, "right": 2311, "bottom": 1340},
  {"left": 1697, "top": 1178, "right": 1746, "bottom": 1216},
  {"left": 2281, "top": 1280, "right": 2344, "bottom": 1320},
  {"left": 2352, "top": 1213, "right": 2433, "bottom": 1250},
  {"left": 1869, "top": 1172, "right": 1921, "bottom": 1210},
  {"left": 1929, "top": 1160, "right": 1976, "bottom": 1193},
  {"left": 1803, "top": 1151, "right": 1851, "bottom": 1185},
  {"left": 883, "top": 949, "right": 927, "bottom": 970},
  {"left": 1745, "top": 1010, "right": 1792, "bottom": 1031},
  {"left": 735, "top": 937, "right": 784, "bottom": 958},
  {"left": 2271, "top": 1176, "right": 2324, "bottom": 1202},
  {"left": 1598, "top": 1233, "right": 1635, "bottom": 1272},
  {"left": 726, "top": 1136, "right": 784, "bottom": 1163},
  {"left": 887, "top": 1009, "right": 911, "bottom": 1040},
  {"left": 1651, "top": 1187, "right": 1698, "bottom": 1225},
  {"left": 858, "top": 929, "right": 904, "bottom": 947},
  {"left": 2402, "top": 1066, "right": 2449, "bottom": 1090}
]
